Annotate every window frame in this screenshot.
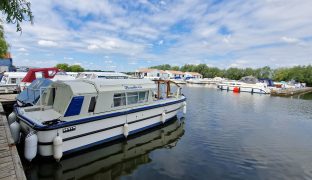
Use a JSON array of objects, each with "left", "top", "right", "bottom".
[
  {"left": 126, "top": 92, "right": 139, "bottom": 105},
  {"left": 113, "top": 93, "right": 126, "bottom": 107},
  {"left": 88, "top": 96, "right": 97, "bottom": 113},
  {"left": 10, "top": 78, "right": 17, "bottom": 84}
]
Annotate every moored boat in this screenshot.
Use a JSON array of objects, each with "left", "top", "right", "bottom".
[
  {"left": 25, "top": 117, "right": 184, "bottom": 179},
  {"left": 9, "top": 79, "right": 186, "bottom": 162},
  {"left": 217, "top": 76, "right": 271, "bottom": 94},
  {"left": 0, "top": 72, "right": 27, "bottom": 93},
  {"left": 76, "top": 72, "right": 129, "bottom": 79}
]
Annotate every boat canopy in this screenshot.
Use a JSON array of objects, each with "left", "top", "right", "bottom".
[
  {"left": 21, "top": 67, "right": 60, "bottom": 83},
  {"left": 240, "top": 76, "right": 259, "bottom": 84},
  {"left": 17, "top": 78, "right": 53, "bottom": 105}
]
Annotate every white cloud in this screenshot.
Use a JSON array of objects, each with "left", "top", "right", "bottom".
[
  {"left": 17, "top": 48, "right": 27, "bottom": 52},
  {"left": 3, "top": 0, "right": 312, "bottom": 71},
  {"left": 281, "top": 36, "right": 300, "bottom": 44},
  {"left": 64, "top": 57, "right": 74, "bottom": 60},
  {"left": 87, "top": 44, "right": 99, "bottom": 50},
  {"left": 104, "top": 60, "right": 113, "bottom": 64},
  {"left": 38, "top": 40, "right": 58, "bottom": 47}
]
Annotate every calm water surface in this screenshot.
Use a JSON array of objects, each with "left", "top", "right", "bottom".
[{"left": 24, "top": 86, "right": 312, "bottom": 180}]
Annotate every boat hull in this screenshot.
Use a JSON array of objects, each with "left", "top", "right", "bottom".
[
  {"left": 16, "top": 99, "right": 185, "bottom": 157},
  {"left": 218, "top": 85, "right": 269, "bottom": 94}
]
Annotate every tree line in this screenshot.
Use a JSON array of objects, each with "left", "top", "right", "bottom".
[
  {"left": 56, "top": 63, "right": 84, "bottom": 72},
  {"left": 150, "top": 64, "right": 312, "bottom": 86}
]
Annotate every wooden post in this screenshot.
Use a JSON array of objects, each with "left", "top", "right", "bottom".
[
  {"left": 166, "top": 81, "right": 170, "bottom": 98},
  {"left": 168, "top": 81, "right": 171, "bottom": 96},
  {"left": 157, "top": 81, "right": 160, "bottom": 99}
]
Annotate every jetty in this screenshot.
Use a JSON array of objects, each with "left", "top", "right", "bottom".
[
  {"left": 270, "top": 87, "right": 312, "bottom": 97},
  {"left": 0, "top": 94, "right": 26, "bottom": 180}
]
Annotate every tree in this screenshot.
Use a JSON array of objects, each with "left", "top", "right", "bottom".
[
  {"left": 226, "top": 68, "right": 243, "bottom": 80},
  {"left": 0, "top": 0, "right": 34, "bottom": 32},
  {"left": 150, "top": 64, "right": 172, "bottom": 70},
  {"left": 258, "top": 66, "right": 272, "bottom": 79},
  {"left": 171, "top": 66, "right": 180, "bottom": 71},
  {"left": 0, "top": 24, "right": 9, "bottom": 57},
  {"left": 69, "top": 65, "right": 84, "bottom": 72},
  {"left": 56, "top": 63, "right": 69, "bottom": 71}
]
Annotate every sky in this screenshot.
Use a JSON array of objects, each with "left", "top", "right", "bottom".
[{"left": 3, "top": 0, "right": 312, "bottom": 72}]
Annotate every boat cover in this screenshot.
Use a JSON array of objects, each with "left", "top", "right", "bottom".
[
  {"left": 240, "top": 76, "right": 259, "bottom": 84},
  {"left": 17, "top": 78, "right": 52, "bottom": 105}
]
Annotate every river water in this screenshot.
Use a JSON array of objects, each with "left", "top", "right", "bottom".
[{"left": 22, "top": 86, "right": 312, "bottom": 180}]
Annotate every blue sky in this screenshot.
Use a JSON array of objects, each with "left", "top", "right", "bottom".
[{"left": 3, "top": 0, "right": 312, "bottom": 71}]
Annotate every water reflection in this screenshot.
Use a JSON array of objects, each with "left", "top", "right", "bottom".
[
  {"left": 295, "top": 92, "right": 312, "bottom": 100},
  {"left": 25, "top": 118, "right": 185, "bottom": 180}
]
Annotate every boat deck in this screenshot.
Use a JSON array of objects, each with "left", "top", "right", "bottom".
[
  {"left": 271, "top": 87, "right": 312, "bottom": 97},
  {"left": 0, "top": 94, "right": 26, "bottom": 180}
]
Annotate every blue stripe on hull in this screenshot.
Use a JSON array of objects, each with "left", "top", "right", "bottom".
[
  {"left": 63, "top": 116, "right": 176, "bottom": 156},
  {"left": 15, "top": 97, "right": 186, "bottom": 131}
]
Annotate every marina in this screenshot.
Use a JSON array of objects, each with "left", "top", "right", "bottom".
[
  {"left": 0, "top": 1, "right": 311, "bottom": 179},
  {"left": 0, "top": 86, "right": 310, "bottom": 179}
]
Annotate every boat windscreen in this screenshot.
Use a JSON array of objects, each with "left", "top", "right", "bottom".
[{"left": 16, "top": 78, "right": 53, "bottom": 105}]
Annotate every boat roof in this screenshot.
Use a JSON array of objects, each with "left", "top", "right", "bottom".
[
  {"left": 80, "top": 72, "right": 128, "bottom": 77},
  {"left": 54, "top": 79, "right": 156, "bottom": 95},
  {"left": 3, "top": 72, "right": 27, "bottom": 78}
]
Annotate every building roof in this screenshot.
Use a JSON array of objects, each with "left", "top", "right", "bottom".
[
  {"left": 136, "top": 68, "right": 168, "bottom": 74},
  {"left": 185, "top": 72, "right": 202, "bottom": 76},
  {"left": 136, "top": 68, "right": 158, "bottom": 73},
  {"left": 165, "top": 70, "right": 185, "bottom": 75}
]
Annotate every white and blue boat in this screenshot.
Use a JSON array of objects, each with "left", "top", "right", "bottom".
[{"left": 9, "top": 79, "right": 186, "bottom": 161}]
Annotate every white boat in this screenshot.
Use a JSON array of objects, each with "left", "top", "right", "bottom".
[
  {"left": 170, "top": 77, "right": 186, "bottom": 84},
  {"left": 77, "top": 72, "right": 129, "bottom": 79},
  {"left": 9, "top": 79, "right": 186, "bottom": 161},
  {"left": 66, "top": 72, "right": 79, "bottom": 78},
  {"left": 217, "top": 80, "right": 271, "bottom": 94},
  {"left": 0, "top": 72, "right": 27, "bottom": 93},
  {"left": 25, "top": 118, "right": 184, "bottom": 179}
]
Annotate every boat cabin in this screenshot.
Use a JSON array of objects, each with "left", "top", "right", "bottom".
[
  {"left": 0, "top": 72, "right": 27, "bottom": 85},
  {"left": 20, "top": 79, "right": 181, "bottom": 124},
  {"left": 0, "top": 72, "right": 27, "bottom": 93}
]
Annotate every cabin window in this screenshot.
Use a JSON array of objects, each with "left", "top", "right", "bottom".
[
  {"left": 10, "top": 78, "right": 16, "bottom": 84},
  {"left": 114, "top": 93, "right": 126, "bottom": 107},
  {"left": 127, "top": 92, "right": 139, "bottom": 105},
  {"left": 35, "top": 72, "right": 43, "bottom": 78},
  {"left": 88, "top": 97, "right": 96, "bottom": 113},
  {"left": 126, "top": 91, "right": 148, "bottom": 105},
  {"left": 138, "top": 91, "right": 148, "bottom": 103}
]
